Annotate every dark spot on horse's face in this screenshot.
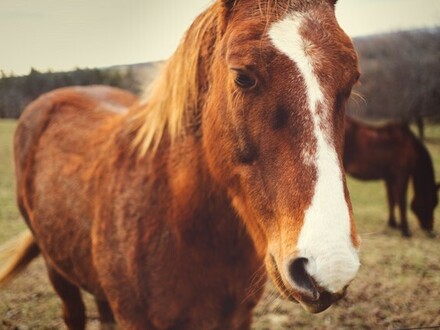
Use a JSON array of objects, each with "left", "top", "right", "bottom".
[
  {"left": 237, "top": 144, "right": 258, "bottom": 165},
  {"left": 236, "top": 137, "right": 259, "bottom": 164},
  {"left": 221, "top": 295, "right": 237, "bottom": 318},
  {"left": 272, "top": 106, "right": 289, "bottom": 130}
]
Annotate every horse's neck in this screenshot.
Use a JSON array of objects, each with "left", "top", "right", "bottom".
[
  {"left": 106, "top": 126, "right": 244, "bottom": 251},
  {"left": 165, "top": 139, "right": 242, "bottom": 242}
]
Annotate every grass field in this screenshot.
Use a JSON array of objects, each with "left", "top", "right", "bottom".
[{"left": 1, "top": 119, "right": 439, "bottom": 329}]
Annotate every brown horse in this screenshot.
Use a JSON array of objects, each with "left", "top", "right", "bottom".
[
  {"left": 1, "top": 1, "right": 361, "bottom": 328},
  {"left": 344, "top": 116, "right": 438, "bottom": 237}
]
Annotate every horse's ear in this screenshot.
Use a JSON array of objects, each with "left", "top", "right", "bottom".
[{"left": 221, "top": 0, "right": 236, "bottom": 10}]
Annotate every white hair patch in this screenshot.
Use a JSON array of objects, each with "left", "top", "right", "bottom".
[{"left": 269, "top": 13, "right": 360, "bottom": 293}]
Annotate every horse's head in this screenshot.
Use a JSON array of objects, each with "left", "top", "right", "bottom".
[
  {"left": 411, "top": 183, "right": 439, "bottom": 232},
  {"left": 203, "top": 0, "right": 360, "bottom": 313}
]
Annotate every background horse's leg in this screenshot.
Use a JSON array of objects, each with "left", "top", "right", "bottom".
[
  {"left": 385, "top": 178, "right": 397, "bottom": 228},
  {"left": 94, "top": 298, "right": 116, "bottom": 330},
  {"left": 46, "top": 264, "right": 86, "bottom": 330},
  {"left": 395, "top": 175, "right": 411, "bottom": 237}
]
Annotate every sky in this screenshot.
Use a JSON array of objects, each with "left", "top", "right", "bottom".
[{"left": 0, "top": 0, "right": 439, "bottom": 76}]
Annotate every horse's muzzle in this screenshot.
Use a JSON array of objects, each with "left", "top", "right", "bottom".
[
  {"left": 285, "top": 257, "right": 347, "bottom": 312},
  {"left": 269, "top": 255, "right": 350, "bottom": 313},
  {"left": 296, "top": 287, "right": 347, "bottom": 313}
]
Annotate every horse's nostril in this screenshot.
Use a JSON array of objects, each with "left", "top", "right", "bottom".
[{"left": 288, "top": 258, "right": 319, "bottom": 301}]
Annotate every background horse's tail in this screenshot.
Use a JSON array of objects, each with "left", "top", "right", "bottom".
[{"left": 0, "top": 230, "right": 40, "bottom": 286}]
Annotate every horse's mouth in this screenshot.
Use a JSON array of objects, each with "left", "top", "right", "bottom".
[{"left": 267, "top": 254, "right": 346, "bottom": 313}]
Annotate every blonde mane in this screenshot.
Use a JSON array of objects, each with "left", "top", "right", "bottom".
[
  {"left": 126, "top": 0, "right": 298, "bottom": 156},
  {"left": 126, "top": 5, "right": 218, "bottom": 156}
]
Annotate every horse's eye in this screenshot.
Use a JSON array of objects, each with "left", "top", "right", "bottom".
[{"left": 234, "top": 73, "right": 256, "bottom": 89}]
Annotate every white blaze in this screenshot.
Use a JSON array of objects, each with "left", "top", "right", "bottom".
[{"left": 269, "top": 13, "right": 360, "bottom": 293}]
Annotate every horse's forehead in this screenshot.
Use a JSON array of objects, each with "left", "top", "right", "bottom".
[
  {"left": 267, "top": 10, "right": 357, "bottom": 88},
  {"left": 227, "top": 5, "right": 355, "bottom": 71}
]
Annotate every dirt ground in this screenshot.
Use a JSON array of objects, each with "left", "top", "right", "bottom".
[{"left": 1, "top": 229, "right": 440, "bottom": 330}]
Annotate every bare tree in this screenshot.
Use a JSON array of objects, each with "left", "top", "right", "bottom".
[{"left": 348, "top": 28, "right": 440, "bottom": 128}]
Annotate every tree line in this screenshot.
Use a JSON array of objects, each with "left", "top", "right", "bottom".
[
  {"left": 0, "top": 67, "right": 141, "bottom": 118},
  {"left": 348, "top": 27, "right": 440, "bottom": 122},
  {"left": 0, "top": 28, "right": 439, "bottom": 120}
]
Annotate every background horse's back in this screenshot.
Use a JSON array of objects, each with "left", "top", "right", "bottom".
[{"left": 344, "top": 116, "right": 438, "bottom": 236}]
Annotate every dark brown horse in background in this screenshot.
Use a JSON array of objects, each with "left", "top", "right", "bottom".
[
  {"left": 1, "top": 1, "right": 361, "bottom": 328},
  {"left": 344, "top": 116, "right": 438, "bottom": 237}
]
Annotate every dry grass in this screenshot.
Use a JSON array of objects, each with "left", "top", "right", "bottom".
[{"left": 1, "top": 119, "right": 439, "bottom": 329}]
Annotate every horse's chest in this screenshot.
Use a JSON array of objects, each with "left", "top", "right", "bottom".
[
  {"left": 147, "top": 249, "right": 263, "bottom": 329},
  {"left": 150, "top": 292, "right": 254, "bottom": 330}
]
